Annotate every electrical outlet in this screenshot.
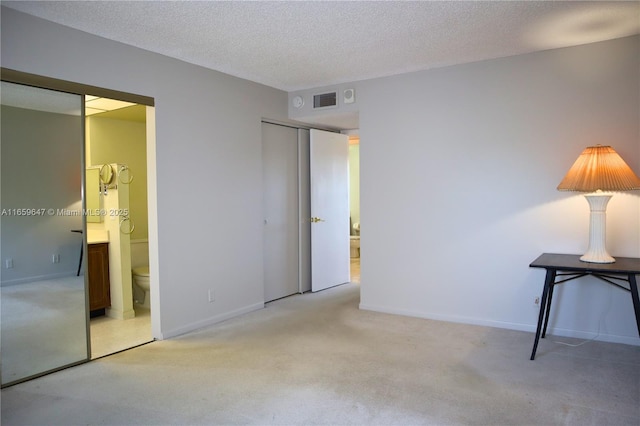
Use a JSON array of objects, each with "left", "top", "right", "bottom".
[
  {"left": 52, "top": 254, "right": 60, "bottom": 264},
  {"left": 208, "top": 289, "right": 215, "bottom": 302},
  {"left": 5, "top": 258, "right": 13, "bottom": 269}
]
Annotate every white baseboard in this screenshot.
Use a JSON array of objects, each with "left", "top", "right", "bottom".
[
  {"left": 359, "top": 303, "right": 640, "bottom": 347},
  {"left": 106, "top": 307, "right": 136, "bottom": 320},
  {"left": 1, "top": 270, "right": 79, "bottom": 287},
  {"left": 159, "top": 302, "right": 265, "bottom": 340},
  {"left": 541, "top": 326, "right": 640, "bottom": 346}
]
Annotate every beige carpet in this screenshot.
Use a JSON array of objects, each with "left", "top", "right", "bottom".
[
  {"left": 2, "top": 281, "right": 639, "bottom": 425},
  {"left": 1, "top": 276, "right": 87, "bottom": 385},
  {"left": 1, "top": 276, "right": 154, "bottom": 386}
]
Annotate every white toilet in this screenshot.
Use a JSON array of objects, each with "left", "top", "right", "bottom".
[
  {"left": 350, "top": 222, "right": 361, "bottom": 258},
  {"left": 349, "top": 235, "right": 360, "bottom": 259},
  {"left": 132, "top": 266, "right": 151, "bottom": 309},
  {"left": 350, "top": 236, "right": 360, "bottom": 258}
]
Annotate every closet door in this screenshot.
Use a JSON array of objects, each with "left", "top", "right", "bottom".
[
  {"left": 262, "top": 122, "right": 300, "bottom": 302},
  {"left": 1, "top": 81, "right": 89, "bottom": 386}
]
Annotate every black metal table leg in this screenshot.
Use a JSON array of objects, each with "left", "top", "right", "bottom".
[
  {"left": 530, "top": 268, "right": 556, "bottom": 360},
  {"left": 628, "top": 274, "right": 640, "bottom": 337},
  {"left": 71, "top": 229, "right": 83, "bottom": 276},
  {"left": 77, "top": 243, "right": 83, "bottom": 276},
  {"left": 542, "top": 279, "right": 555, "bottom": 338}
]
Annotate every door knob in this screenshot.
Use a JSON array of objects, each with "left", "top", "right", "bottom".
[{"left": 310, "top": 217, "right": 325, "bottom": 223}]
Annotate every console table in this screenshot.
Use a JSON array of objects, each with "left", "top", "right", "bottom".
[{"left": 529, "top": 253, "right": 640, "bottom": 360}]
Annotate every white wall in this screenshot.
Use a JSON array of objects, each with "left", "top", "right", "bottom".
[
  {"left": 288, "top": 83, "right": 360, "bottom": 130},
  {"left": 1, "top": 7, "right": 289, "bottom": 338},
  {"left": 1, "top": 105, "right": 83, "bottom": 285},
  {"left": 358, "top": 35, "right": 640, "bottom": 345},
  {"left": 86, "top": 115, "right": 148, "bottom": 241}
]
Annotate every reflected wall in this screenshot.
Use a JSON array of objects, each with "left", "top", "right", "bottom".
[{"left": 1, "top": 82, "right": 88, "bottom": 386}]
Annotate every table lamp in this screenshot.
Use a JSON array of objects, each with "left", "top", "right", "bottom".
[{"left": 557, "top": 145, "right": 640, "bottom": 263}]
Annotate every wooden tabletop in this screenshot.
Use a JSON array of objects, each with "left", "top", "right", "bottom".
[{"left": 530, "top": 253, "right": 640, "bottom": 275}]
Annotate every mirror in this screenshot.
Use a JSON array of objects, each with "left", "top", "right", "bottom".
[{"left": 1, "top": 81, "right": 89, "bottom": 386}]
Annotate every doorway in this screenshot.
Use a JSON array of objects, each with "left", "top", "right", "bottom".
[
  {"left": 262, "top": 122, "right": 351, "bottom": 301},
  {"left": 348, "top": 133, "right": 360, "bottom": 284},
  {"left": 84, "top": 97, "right": 153, "bottom": 358}
]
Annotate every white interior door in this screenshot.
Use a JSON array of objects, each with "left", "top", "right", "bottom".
[{"left": 310, "top": 129, "right": 350, "bottom": 292}]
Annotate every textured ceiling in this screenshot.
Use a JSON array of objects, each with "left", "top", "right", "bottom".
[{"left": 3, "top": 1, "right": 639, "bottom": 92}]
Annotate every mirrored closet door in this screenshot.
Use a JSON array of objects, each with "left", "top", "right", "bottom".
[{"left": 1, "top": 81, "right": 89, "bottom": 386}]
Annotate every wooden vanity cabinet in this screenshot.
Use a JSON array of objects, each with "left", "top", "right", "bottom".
[{"left": 88, "top": 242, "right": 110, "bottom": 313}]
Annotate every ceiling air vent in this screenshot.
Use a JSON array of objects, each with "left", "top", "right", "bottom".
[{"left": 313, "top": 92, "right": 337, "bottom": 109}]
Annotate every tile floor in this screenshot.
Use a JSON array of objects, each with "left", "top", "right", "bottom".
[
  {"left": 350, "top": 257, "right": 360, "bottom": 283},
  {"left": 90, "top": 307, "right": 152, "bottom": 359}
]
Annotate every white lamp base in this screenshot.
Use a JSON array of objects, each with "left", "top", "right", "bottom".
[{"left": 580, "top": 193, "right": 615, "bottom": 263}]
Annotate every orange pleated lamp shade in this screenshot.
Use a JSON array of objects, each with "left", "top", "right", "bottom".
[{"left": 557, "top": 145, "right": 640, "bottom": 192}]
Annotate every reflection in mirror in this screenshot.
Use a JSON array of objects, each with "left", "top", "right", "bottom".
[{"left": 0, "top": 81, "right": 89, "bottom": 386}]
